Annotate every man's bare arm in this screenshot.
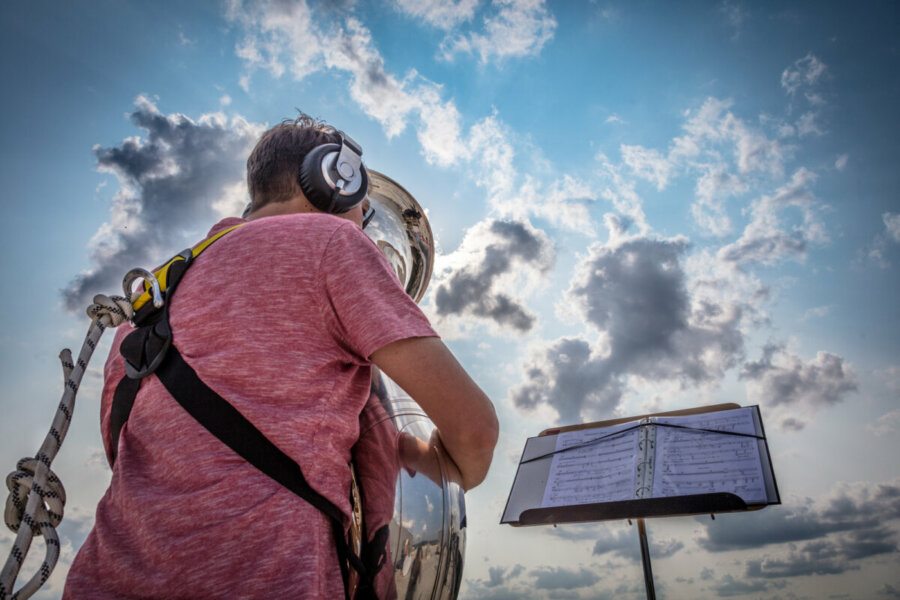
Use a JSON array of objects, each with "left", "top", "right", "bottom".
[{"left": 370, "top": 336, "right": 499, "bottom": 491}]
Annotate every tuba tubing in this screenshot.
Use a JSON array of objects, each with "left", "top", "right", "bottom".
[{"left": 350, "top": 172, "right": 465, "bottom": 600}]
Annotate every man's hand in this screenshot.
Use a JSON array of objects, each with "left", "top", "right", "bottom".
[
  {"left": 370, "top": 337, "right": 499, "bottom": 491},
  {"left": 397, "top": 430, "right": 462, "bottom": 487}
]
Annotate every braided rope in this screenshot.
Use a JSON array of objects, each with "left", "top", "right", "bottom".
[{"left": 1, "top": 295, "right": 132, "bottom": 600}]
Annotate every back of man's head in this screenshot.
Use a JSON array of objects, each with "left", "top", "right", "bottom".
[{"left": 246, "top": 113, "right": 342, "bottom": 212}]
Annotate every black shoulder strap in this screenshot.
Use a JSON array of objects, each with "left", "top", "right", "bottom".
[
  {"left": 155, "top": 346, "right": 346, "bottom": 523},
  {"left": 111, "top": 346, "right": 368, "bottom": 598}
]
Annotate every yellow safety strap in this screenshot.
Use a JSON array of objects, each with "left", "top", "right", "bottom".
[{"left": 132, "top": 223, "right": 246, "bottom": 311}]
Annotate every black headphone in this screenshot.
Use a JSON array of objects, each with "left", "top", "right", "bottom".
[{"left": 298, "top": 133, "right": 369, "bottom": 214}]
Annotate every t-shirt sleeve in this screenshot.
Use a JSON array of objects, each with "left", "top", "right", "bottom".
[{"left": 320, "top": 221, "right": 437, "bottom": 360}]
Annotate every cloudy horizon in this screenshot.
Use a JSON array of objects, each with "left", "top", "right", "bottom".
[{"left": 1, "top": 1, "right": 898, "bottom": 598}]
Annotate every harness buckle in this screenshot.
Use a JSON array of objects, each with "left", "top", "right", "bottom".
[
  {"left": 119, "top": 250, "right": 195, "bottom": 380},
  {"left": 123, "top": 268, "right": 164, "bottom": 311}
]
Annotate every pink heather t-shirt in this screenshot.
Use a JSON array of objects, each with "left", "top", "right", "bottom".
[{"left": 64, "top": 214, "right": 437, "bottom": 599}]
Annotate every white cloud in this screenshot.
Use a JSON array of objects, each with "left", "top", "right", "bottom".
[
  {"left": 719, "top": 1, "right": 747, "bottom": 39},
  {"left": 393, "top": 0, "right": 479, "bottom": 30},
  {"left": 718, "top": 167, "right": 826, "bottom": 266},
  {"left": 801, "top": 305, "right": 832, "bottom": 321},
  {"left": 416, "top": 86, "right": 468, "bottom": 166},
  {"left": 178, "top": 30, "right": 197, "bottom": 46},
  {"left": 692, "top": 163, "right": 748, "bottom": 236},
  {"left": 835, "top": 153, "right": 849, "bottom": 170},
  {"left": 684, "top": 247, "right": 771, "bottom": 328},
  {"left": 621, "top": 144, "right": 672, "bottom": 190},
  {"left": 212, "top": 179, "right": 252, "bottom": 220},
  {"left": 225, "top": 1, "right": 593, "bottom": 232},
  {"left": 777, "top": 121, "right": 796, "bottom": 138},
  {"left": 585, "top": 95, "right": 806, "bottom": 240},
  {"left": 671, "top": 97, "right": 789, "bottom": 178},
  {"left": 884, "top": 212, "right": 900, "bottom": 243},
  {"left": 467, "top": 114, "right": 518, "bottom": 203},
  {"left": 440, "top": 0, "right": 557, "bottom": 64},
  {"left": 594, "top": 152, "right": 650, "bottom": 235},
  {"left": 84, "top": 448, "right": 110, "bottom": 470},
  {"left": 797, "top": 110, "right": 825, "bottom": 137},
  {"left": 868, "top": 409, "right": 900, "bottom": 437},
  {"left": 519, "top": 175, "right": 597, "bottom": 236},
  {"left": 596, "top": 5, "right": 621, "bottom": 22},
  {"left": 227, "top": 0, "right": 317, "bottom": 84},
  {"left": 781, "top": 53, "right": 827, "bottom": 96},
  {"left": 323, "top": 17, "right": 421, "bottom": 138},
  {"left": 781, "top": 54, "right": 829, "bottom": 154},
  {"left": 878, "top": 365, "right": 900, "bottom": 393},
  {"left": 867, "top": 212, "right": 900, "bottom": 268},
  {"left": 227, "top": 0, "right": 470, "bottom": 166}
]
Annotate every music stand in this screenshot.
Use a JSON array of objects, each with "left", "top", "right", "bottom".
[{"left": 501, "top": 404, "right": 780, "bottom": 599}]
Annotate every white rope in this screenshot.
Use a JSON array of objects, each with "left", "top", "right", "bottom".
[{"left": 1, "top": 295, "right": 133, "bottom": 600}]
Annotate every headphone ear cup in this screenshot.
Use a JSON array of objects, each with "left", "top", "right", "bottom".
[
  {"left": 299, "top": 143, "right": 341, "bottom": 213},
  {"left": 347, "top": 167, "right": 369, "bottom": 211}
]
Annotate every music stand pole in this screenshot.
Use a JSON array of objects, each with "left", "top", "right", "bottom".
[{"left": 637, "top": 518, "right": 656, "bottom": 600}]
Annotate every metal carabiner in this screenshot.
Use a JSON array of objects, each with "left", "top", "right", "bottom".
[{"left": 122, "top": 268, "right": 164, "bottom": 309}]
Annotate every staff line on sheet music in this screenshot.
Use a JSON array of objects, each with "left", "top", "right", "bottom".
[{"left": 520, "top": 422, "right": 765, "bottom": 465}]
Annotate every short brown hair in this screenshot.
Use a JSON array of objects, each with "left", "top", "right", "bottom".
[{"left": 246, "top": 112, "right": 342, "bottom": 211}]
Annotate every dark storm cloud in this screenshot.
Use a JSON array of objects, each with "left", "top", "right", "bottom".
[
  {"left": 467, "top": 563, "right": 608, "bottom": 600},
  {"left": 591, "top": 527, "right": 684, "bottom": 562},
  {"left": 744, "top": 546, "right": 857, "bottom": 578},
  {"left": 511, "top": 337, "right": 623, "bottom": 424},
  {"left": 486, "top": 566, "right": 505, "bottom": 588},
  {"left": 709, "top": 574, "right": 769, "bottom": 597},
  {"left": 63, "top": 97, "right": 259, "bottom": 311},
  {"left": 699, "top": 506, "right": 840, "bottom": 552},
  {"left": 468, "top": 589, "right": 526, "bottom": 600},
  {"left": 528, "top": 566, "right": 600, "bottom": 590},
  {"left": 486, "top": 564, "right": 524, "bottom": 588},
  {"left": 740, "top": 343, "right": 857, "bottom": 429},
  {"left": 741, "top": 343, "right": 857, "bottom": 407},
  {"left": 698, "top": 480, "right": 900, "bottom": 552},
  {"left": 434, "top": 219, "right": 555, "bottom": 332},
  {"left": 512, "top": 235, "right": 743, "bottom": 423},
  {"left": 696, "top": 479, "right": 900, "bottom": 579},
  {"left": 570, "top": 237, "right": 690, "bottom": 359},
  {"left": 544, "top": 522, "right": 604, "bottom": 541},
  {"left": 568, "top": 237, "right": 742, "bottom": 380}
]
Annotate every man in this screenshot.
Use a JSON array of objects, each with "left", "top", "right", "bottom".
[{"left": 64, "top": 114, "right": 498, "bottom": 598}]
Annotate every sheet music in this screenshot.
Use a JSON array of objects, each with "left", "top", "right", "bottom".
[
  {"left": 540, "top": 421, "right": 641, "bottom": 508},
  {"left": 651, "top": 407, "right": 768, "bottom": 504}
]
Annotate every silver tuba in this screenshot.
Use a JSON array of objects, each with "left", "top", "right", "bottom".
[{"left": 350, "top": 171, "right": 466, "bottom": 600}]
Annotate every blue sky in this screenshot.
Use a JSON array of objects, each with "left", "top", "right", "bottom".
[{"left": 1, "top": 1, "right": 899, "bottom": 598}]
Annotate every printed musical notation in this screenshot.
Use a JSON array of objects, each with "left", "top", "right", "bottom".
[
  {"left": 651, "top": 409, "right": 767, "bottom": 504},
  {"left": 537, "top": 406, "right": 773, "bottom": 510},
  {"left": 541, "top": 422, "right": 640, "bottom": 508}
]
